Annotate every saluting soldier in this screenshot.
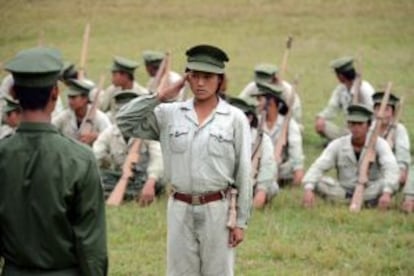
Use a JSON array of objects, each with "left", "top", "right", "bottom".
[
  {"left": 315, "top": 57, "right": 375, "bottom": 142},
  {"left": 142, "top": 50, "right": 185, "bottom": 101},
  {"left": 94, "top": 90, "right": 164, "bottom": 206},
  {"left": 97, "top": 56, "right": 148, "bottom": 112},
  {"left": 372, "top": 91, "right": 411, "bottom": 187},
  {"left": 0, "top": 95, "right": 21, "bottom": 140},
  {"left": 52, "top": 78, "right": 111, "bottom": 145},
  {"left": 228, "top": 96, "right": 278, "bottom": 208},
  {"left": 117, "top": 44, "right": 252, "bottom": 275},
  {"left": 238, "top": 63, "right": 302, "bottom": 129},
  {"left": 303, "top": 104, "right": 399, "bottom": 210},
  {"left": 251, "top": 81, "right": 304, "bottom": 186},
  {"left": 0, "top": 47, "right": 107, "bottom": 275}
]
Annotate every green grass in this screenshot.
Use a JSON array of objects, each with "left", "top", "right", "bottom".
[{"left": 1, "top": 0, "right": 414, "bottom": 274}]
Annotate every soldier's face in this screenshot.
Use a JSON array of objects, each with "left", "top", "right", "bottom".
[
  {"left": 145, "top": 63, "right": 159, "bottom": 77},
  {"left": 256, "top": 96, "right": 266, "bottom": 111},
  {"left": 348, "top": 121, "right": 369, "bottom": 140},
  {"left": 5, "top": 110, "right": 21, "bottom": 128},
  {"left": 112, "top": 71, "right": 125, "bottom": 86},
  {"left": 374, "top": 104, "right": 393, "bottom": 125},
  {"left": 187, "top": 71, "right": 220, "bottom": 101},
  {"left": 68, "top": 95, "right": 88, "bottom": 110}
]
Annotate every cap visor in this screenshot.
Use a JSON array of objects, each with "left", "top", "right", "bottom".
[{"left": 186, "top": 61, "right": 224, "bottom": 74}]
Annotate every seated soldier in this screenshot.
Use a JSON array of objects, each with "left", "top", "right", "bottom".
[
  {"left": 238, "top": 63, "right": 302, "bottom": 129},
  {"left": 402, "top": 166, "right": 414, "bottom": 213},
  {"left": 372, "top": 91, "right": 411, "bottom": 187},
  {"left": 93, "top": 90, "right": 164, "bottom": 206},
  {"left": 142, "top": 50, "right": 185, "bottom": 101},
  {"left": 251, "top": 81, "right": 304, "bottom": 187},
  {"left": 228, "top": 96, "right": 278, "bottom": 208},
  {"left": 95, "top": 56, "right": 148, "bottom": 112},
  {"left": 303, "top": 104, "right": 399, "bottom": 210},
  {"left": 315, "top": 57, "right": 375, "bottom": 143},
  {"left": 0, "top": 95, "right": 21, "bottom": 139},
  {"left": 52, "top": 78, "right": 111, "bottom": 145}
]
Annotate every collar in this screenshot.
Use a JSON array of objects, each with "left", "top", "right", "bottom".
[
  {"left": 180, "top": 97, "right": 231, "bottom": 115},
  {"left": 16, "top": 122, "right": 59, "bottom": 134}
]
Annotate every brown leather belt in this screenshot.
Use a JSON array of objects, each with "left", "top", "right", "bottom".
[{"left": 173, "top": 189, "right": 227, "bottom": 205}]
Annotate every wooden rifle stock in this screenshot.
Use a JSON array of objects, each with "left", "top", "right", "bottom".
[
  {"left": 385, "top": 96, "right": 404, "bottom": 149},
  {"left": 351, "top": 59, "right": 363, "bottom": 104},
  {"left": 349, "top": 82, "right": 392, "bottom": 212},
  {"left": 273, "top": 79, "right": 297, "bottom": 165},
  {"left": 226, "top": 188, "right": 238, "bottom": 230},
  {"left": 251, "top": 108, "right": 267, "bottom": 187},
  {"left": 279, "top": 36, "right": 293, "bottom": 80},
  {"left": 78, "top": 23, "right": 90, "bottom": 80},
  {"left": 106, "top": 139, "right": 142, "bottom": 206},
  {"left": 78, "top": 75, "right": 105, "bottom": 140}
]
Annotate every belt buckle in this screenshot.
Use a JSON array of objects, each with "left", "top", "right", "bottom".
[{"left": 192, "top": 195, "right": 201, "bottom": 205}]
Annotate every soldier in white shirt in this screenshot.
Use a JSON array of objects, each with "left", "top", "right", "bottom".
[
  {"left": 53, "top": 78, "right": 111, "bottom": 145},
  {"left": 303, "top": 104, "right": 399, "bottom": 210},
  {"left": 315, "top": 57, "right": 375, "bottom": 142}
]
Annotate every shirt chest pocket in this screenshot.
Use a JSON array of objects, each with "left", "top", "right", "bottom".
[
  {"left": 169, "top": 126, "right": 190, "bottom": 153},
  {"left": 208, "top": 128, "right": 235, "bottom": 158}
]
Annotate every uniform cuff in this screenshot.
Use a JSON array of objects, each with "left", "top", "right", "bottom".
[
  {"left": 383, "top": 187, "right": 393, "bottom": 194},
  {"left": 304, "top": 183, "right": 315, "bottom": 190}
]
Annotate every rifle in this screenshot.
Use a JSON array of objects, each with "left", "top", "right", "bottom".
[
  {"left": 273, "top": 78, "right": 298, "bottom": 165},
  {"left": 78, "top": 23, "right": 90, "bottom": 80},
  {"left": 106, "top": 139, "right": 142, "bottom": 206},
  {"left": 251, "top": 101, "right": 268, "bottom": 187},
  {"left": 148, "top": 52, "right": 170, "bottom": 93},
  {"left": 78, "top": 75, "right": 105, "bottom": 140},
  {"left": 351, "top": 59, "right": 362, "bottom": 104},
  {"left": 349, "top": 82, "right": 392, "bottom": 212},
  {"left": 226, "top": 187, "right": 238, "bottom": 230},
  {"left": 384, "top": 96, "right": 404, "bottom": 149},
  {"left": 279, "top": 36, "right": 293, "bottom": 80}
]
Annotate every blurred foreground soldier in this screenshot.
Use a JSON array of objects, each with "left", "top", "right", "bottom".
[
  {"left": 0, "top": 96, "right": 21, "bottom": 139},
  {"left": 53, "top": 78, "right": 111, "bottom": 145},
  {"left": 117, "top": 44, "right": 252, "bottom": 275},
  {"left": 402, "top": 166, "right": 414, "bottom": 213},
  {"left": 315, "top": 57, "right": 374, "bottom": 142},
  {"left": 238, "top": 63, "right": 302, "bottom": 129},
  {"left": 303, "top": 104, "right": 399, "bottom": 210},
  {"left": 372, "top": 92, "right": 411, "bottom": 187},
  {"left": 142, "top": 50, "right": 185, "bottom": 101},
  {"left": 228, "top": 97, "right": 278, "bottom": 209},
  {"left": 252, "top": 82, "right": 304, "bottom": 186},
  {"left": 97, "top": 56, "right": 148, "bottom": 111},
  {"left": 94, "top": 90, "right": 164, "bottom": 205},
  {"left": 0, "top": 47, "right": 107, "bottom": 275}
]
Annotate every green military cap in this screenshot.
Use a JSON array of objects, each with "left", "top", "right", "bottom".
[
  {"left": 59, "top": 62, "right": 78, "bottom": 82},
  {"left": 111, "top": 56, "right": 139, "bottom": 75},
  {"left": 113, "top": 89, "right": 138, "bottom": 104},
  {"left": 252, "top": 81, "right": 285, "bottom": 99},
  {"left": 372, "top": 91, "right": 399, "bottom": 107},
  {"left": 227, "top": 96, "right": 256, "bottom": 114},
  {"left": 346, "top": 104, "right": 373, "bottom": 122},
  {"left": 142, "top": 50, "right": 165, "bottom": 64},
  {"left": 66, "top": 78, "right": 94, "bottom": 96},
  {"left": 185, "top": 44, "right": 229, "bottom": 74},
  {"left": 4, "top": 47, "right": 63, "bottom": 87},
  {"left": 330, "top": 56, "right": 354, "bottom": 73},
  {"left": 2, "top": 95, "right": 21, "bottom": 113},
  {"left": 254, "top": 63, "right": 278, "bottom": 82}
]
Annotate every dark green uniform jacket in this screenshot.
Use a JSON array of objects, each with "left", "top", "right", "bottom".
[{"left": 0, "top": 123, "right": 107, "bottom": 275}]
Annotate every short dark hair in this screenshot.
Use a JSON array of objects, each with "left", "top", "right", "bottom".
[
  {"left": 337, "top": 68, "right": 356, "bottom": 81},
  {"left": 265, "top": 94, "right": 288, "bottom": 115},
  {"left": 13, "top": 84, "right": 54, "bottom": 110}
]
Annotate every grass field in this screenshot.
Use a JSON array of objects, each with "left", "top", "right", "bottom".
[{"left": 1, "top": 0, "right": 414, "bottom": 275}]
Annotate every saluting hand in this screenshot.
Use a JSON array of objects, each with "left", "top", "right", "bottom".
[
  {"left": 156, "top": 74, "right": 187, "bottom": 102},
  {"left": 228, "top": 227, "right": 244, "bottom": 248}
]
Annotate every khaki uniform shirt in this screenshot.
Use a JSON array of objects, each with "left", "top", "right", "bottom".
[
  {"left": 93, "top": 124, "right": 163, "bottom": 180},
  {"left": 263, "top": 114, "right": 304, "bottom": 171},
  {"left": 0, "top": 122, "right": 107, "bottom": 275},
  {"left": 384, "top": 122, "right": 411, "bottom": 170},
  {"left": 95, "top": 81, "right": 148, "bottom": 112},
  {"left": 318, "top": 80, "right": 375, "bottom": 119},
  {"left": 116, "top": 95, "right": 252, "bottom": 228},
  {"left": 52, "top": 105, "right": 111, "bottom": 140},
  {"left": 303, "top": 134, "right": 400, "bottom": 193},
  {"left": 403, "top": 166, "right": 414, "bottom": 200},
  {"left": 239, "top": 80, "right": 302, "bottom": 125}
]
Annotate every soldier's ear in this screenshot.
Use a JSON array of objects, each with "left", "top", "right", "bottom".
[{"left": 50, "top": 85, "right": 59, "bottom": 101}]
